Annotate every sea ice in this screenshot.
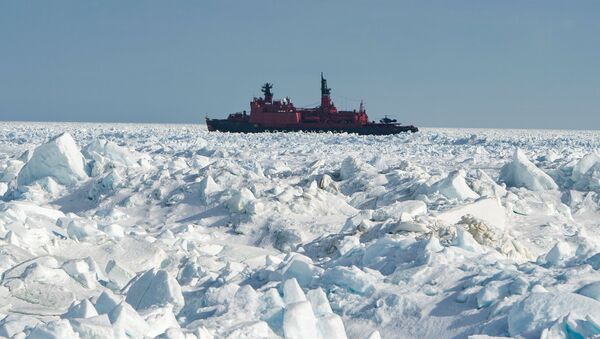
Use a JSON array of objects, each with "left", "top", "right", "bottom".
[{"left": 1, "top": 124, "right": 600, "bottom": 338}]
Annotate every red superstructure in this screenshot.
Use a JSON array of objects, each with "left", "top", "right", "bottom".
[{"left": 206, "top": 74, "right": 417, "bottom": 135}]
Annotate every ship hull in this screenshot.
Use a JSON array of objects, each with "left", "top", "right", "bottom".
[{"left": 206, "top": 118, "right": 418, "bottom": 135}]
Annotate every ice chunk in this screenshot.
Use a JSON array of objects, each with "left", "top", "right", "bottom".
[
  {"left": 83, "top": 139, "right": 138, "bottom": 176},
  {"left": 572, "top": 154, "right": 600, "bottom": 191},
  {"left": 125, "top": 269, "right": 185, "bottom": 314},
  {"left": 572, "top": 151, "right": 600, "bottom": 182},
  {"left": 577, "top": 281, "right": 600, "bottom": 301},
  {"left": 318, "top": 174, "right": 337, "bottom": 192},
  {"left": 476, "top": 281, "right": 510, "bottom": 308},
  {"left": 470, "top": 169, "right": 507, "bottom": 198},
  {"left": 508, "top": 292, "right": 600, "bottom": 337},
  {"left": 66, "top": 219, "right": 102, "bottom": 241},
  {"left": 108, "top": 301, "right": 150, "bottom": 338},
  {"left": 69, "top": 314, "right": 115, "bottom": 339},
  {"left": 17, "top": 132, "right": 87, "bottom": 186},
  {"left": 541, "top": 313, "right": 600, "bottom": 339},
  {"left": 224, "top": 320, "right": 276, "bottom": 338},
  {"left": 155, "top": 328, "right": 187, "bottom": 339},
  {"left": 101, "top": 223, "right": 125, "bottom": 239},
  {"left": 271, "top": 227, "right": 303, "bottom": 252},
  {"left": 282, "top": 278, "right": 306, "bottom": 305},
  {"left": 232, "top": 284, "right": 260, "bottom": 313},
  {"left": 194, "top": 326, "right": 215, "bottom": 339},
  {"left": 105, "top": 259, "right": 134, "bottom": 289},
  {"left": 94, "top": 290, "right": 123, "bottom": 315},
  {"left": 88, "top": 169, "right": 127, "bottom": 200},
  {"left": 4, "top": 230, "right": 20, "bottom": 246},
  {"left": 427, "top": 170, "right": 479, "bottom": 200},
  {"left": 0, "top": 159, "right": 24, "bottom": 183},
  {"left": 199, "top": 175, "right": 221, "bottom": 200},
  {"left": 540, "top": 241, "right": 572, "bottom": 266},
  {"left": 280, "top": 253, "right": 322, "bottom": 287},
  {"left": 191, "top": 154, "right": 211, "bottom": 168},
  {"left": 0, "top": 182, "right": 7, "bottom": 197},
  {"left": 28, "top": 319, "right": 80, "bottom": 339},
  {"left": 509, "top": 277, "right": 529, "bottom": 295},
  {"left": 306, "top": 288, "right": 333, "bottom": 316},
  {"left": 453, "top": 225, "right": 484, "bottom": 253},
  {"left": 499, "top": 149, "right": 558, "bottom": 191},
  {"left": 62, "top": 299, "right": 98, "bottom": 319},
  {"left": 1, "top": 200, "right": 65, "bottom": 223},
  {"left": 337, "top": 236, "right": 360, "bottom": 255},
  {"left": 227, "top": 188, "right": 256, "bottom": 213},
  {"left": 0, "top": 315, "right": 41, "bottom": 338},
  {"left": 586, "top": 252, "right": 600, "bottom": 269},
  {"left": 283, "top": 301, "right": 319, "bottom": 339},
  {"left": 387, "top": 221, "right": 428, "bottom": 233},
  {"left": 322, "top": 266, "right": 376, "bottom": 295},
  {"left": 435, "top": 198, "right": 506, "bottom": 231},
  {"left": 62, "top": 258, "right": 100, "bottom": 289},
  {"left": 316, "top": 313, "right": 347, "bottom": 339},
  {"left": 197, "top": 243, "right": 223, "bottom": 256},
  {"left": 340, "top": 156, "right": 377, "bottom": 180},
  {"left": 531, "top": 284, "right": 548, "bottom": 293},
  {"left": 259, "top": 287, "right": 285, "bottom": 331},
  {"left": 366, "top": 330, "right": 382, "bottom": 339},
  {"left": 372, "top": 200, "right": 427, "bottom": 222},
  {"left": 140, "top": 306, "right": 180, "bottom": 337}
]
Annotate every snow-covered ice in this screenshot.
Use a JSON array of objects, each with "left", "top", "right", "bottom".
[{"left": 1, "top": 122, "right": 600, "bottom": 338}]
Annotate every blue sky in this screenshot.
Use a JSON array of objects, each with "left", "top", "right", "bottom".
[{"left": 1, "top": 0, "right": 599, "bottom": 128}]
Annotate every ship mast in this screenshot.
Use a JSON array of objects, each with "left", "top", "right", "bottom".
[
  {"left": 320, "top": 72, "right": 332, "bottom": 109},
  {"left": 262, "top": 83, "right": 273, "bottom": 103}
]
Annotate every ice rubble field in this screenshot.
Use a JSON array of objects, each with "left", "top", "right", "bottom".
[{"left": 1, "top": 122, "right": 600, "bottom": 339}]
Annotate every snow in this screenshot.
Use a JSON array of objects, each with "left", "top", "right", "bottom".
[{"left": 1, "top": 122, "right": 600, "bottom": 338}]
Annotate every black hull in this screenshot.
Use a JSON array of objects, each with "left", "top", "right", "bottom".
[{"left": 205, "top": 118, "right": 418, "bottom": 135}]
